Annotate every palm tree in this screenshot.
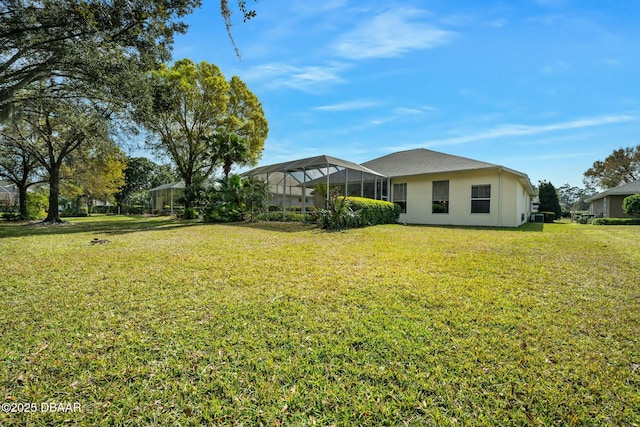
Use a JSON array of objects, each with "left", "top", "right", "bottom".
[{"left": 208, "top": 128, "right": 250, "bottom": 180}]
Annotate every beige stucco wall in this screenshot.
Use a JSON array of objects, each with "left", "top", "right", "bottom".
[
  {"left": 590, "top": 196, "right": 633, "bottom": 218},
  {"left": 392, "top": 169, "right": 532, "bottom": 227},
  {"left": 590, "top": 198, "right": 605, "bottom": 216}
]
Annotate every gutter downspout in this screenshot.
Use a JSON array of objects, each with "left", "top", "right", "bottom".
[{"left": 498, "top": 168, "right": 503, "bottom": 227}]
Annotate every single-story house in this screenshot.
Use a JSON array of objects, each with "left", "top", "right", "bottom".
[
  {"left": 585, "top": 179, "right": 640, "bottom": 218},
  {"left": 245, "top": 149, "right": 535, "bottom": 227},
  {"left": 362, "top": 149, "right": 535, "bottom": 227}
]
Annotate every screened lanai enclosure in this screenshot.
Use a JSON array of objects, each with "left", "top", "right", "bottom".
[{"left": 243, "top": 155, "right": 389, "bottom": 215}]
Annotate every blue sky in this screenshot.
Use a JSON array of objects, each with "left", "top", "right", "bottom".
[{"left": 168, "top": 0, "right": 640, "bottom": 188}]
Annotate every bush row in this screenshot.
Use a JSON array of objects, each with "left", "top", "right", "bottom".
[
  {"left": 592, "top": 218, "right": 640, "bottom": 225},
  {"left": 255, "top": 211, "right": 313, "bottom": 222},
  {"left": 345, "top": 197, "right": 401, "bottom": 226}
]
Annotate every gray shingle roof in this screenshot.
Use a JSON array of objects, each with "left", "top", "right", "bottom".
[
  {"left": 361, "top": 148, "right": 498, "bottom": 177},
  {"left": 585, "top": 179, "right": 640, "bottom": 202}
]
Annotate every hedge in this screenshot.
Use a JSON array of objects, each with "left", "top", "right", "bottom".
[
  {"left": 592, "top": 218, "right": 640, "bottom": 225},
  {"left": 256, "top": 211, "right": 311, "bottom": 222},
  {"left": 345, "top": 197, "right": 401, "bottom": 226}
]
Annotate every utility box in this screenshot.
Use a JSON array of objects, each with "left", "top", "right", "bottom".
[{"left": 532, "top": 214, "right": 544, "bottom": 223}]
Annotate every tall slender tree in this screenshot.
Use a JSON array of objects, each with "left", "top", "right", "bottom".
[{"left": 538, "top": 181, "right": 562, "bottom": 220}]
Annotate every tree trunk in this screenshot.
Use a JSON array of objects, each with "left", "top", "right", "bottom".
[
  {"left": 183, "top": 176, "right": 193, "bottom": 209},
  {"left": 43, "top": 166, "right": 62, "bottom": 223},
  {"left": 18, "top": 185, "right": 28, "bottom": 220}
]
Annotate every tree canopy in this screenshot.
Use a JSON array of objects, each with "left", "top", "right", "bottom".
[
  {"left": 557, "top": 183, "right": 592, "bottom": 212},
  {"left": 142, "top": 58, "right": 268, "bottom": 207},
  {"left": 622, "top": 194, "right": 640, "bottom": 217},
  {"left": 1, "top": 1, "right": 261, "bottom": 221},
  {"left": 63, "top": 143, "right": 127, "bottom": 213},
  {"left": 0, "top": 119, "right": 44, "bottom": 218},
  {"left": 0, "top": 0, "right": 259, "bottom": 120},
  {"left": 584, "top": 145, "right": 640, "bottom": 190},
  {"left": 7, "top": 85, "right": 114, "bottom": 222}
]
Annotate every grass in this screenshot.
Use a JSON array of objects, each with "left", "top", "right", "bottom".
[{"left": 0, "top": 216, "right": 638, "bottom": 426}]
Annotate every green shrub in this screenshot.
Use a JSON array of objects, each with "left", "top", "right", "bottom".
[
  {"left": 254, "top": 211, "right": 309, "bottom": 222},
  {"left": 318, "top": 192, "right": 400, "bottom": 231},
  {"left": 622, "top": 194, "right": 640, "bottom": 217},
  {"left": 26, "top": 189, "right": 49, "bottom": 220},
  {"left": 2, "top": 211, "right": 21, "bottom": 221},
  {"left": 181, "top": 207, "right": 199, "bottom": 219},
  {"left": 93, "top": 205, "right": 118, "bottom": 214},
  {"left": 318, "top": 191, "right": 359, "bottom": 231},
  {"left": 592, "top": 217, "right": 640, "bottom": 225},
  {"left": 127, "top": 206, "right": 145, "bottom": 215},
  {"left": 203, "top": 175, "right": 268, "bottom": 223},
  {"left": 345, "top": 197, "right": 400, "bottom": 226},
  {"left": 204, "top": 203, "right": 245, "bottom": 223}
]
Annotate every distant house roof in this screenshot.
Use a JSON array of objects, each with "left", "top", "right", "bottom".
[{"left": 585, "top": 179, "right": 640, "bottom": 202}]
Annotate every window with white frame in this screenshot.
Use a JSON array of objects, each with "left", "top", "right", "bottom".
[
  {"left": 471, "top": 184, "right": 491, "bottom": 213},
  {"left": 393, "top": 183, "right": 407, "bottom": 213},
  {"left": 432, "top": 180, "right": 449, "bottom": 213}
]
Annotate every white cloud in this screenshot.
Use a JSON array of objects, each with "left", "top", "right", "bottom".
[
  {"left": 314, "top": 100, "right": 381, "bottom": 111},
  {"left": 333, "top": 7, "right": 454, "bottom": 59},
  {"left": 393, "top": 106, "right": 435, "bottom": 115},
  {"left": 423, "top": 114, "right": 638, "bottom": 147},
  {"left": 242, "top": 62, "right": 351, "bottom": 92}
]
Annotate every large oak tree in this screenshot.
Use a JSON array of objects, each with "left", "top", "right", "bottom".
[
  {"left": 0, "top": 0, "right": 258, "bottom": 120},
  {"left": 0, "top": 125, "right": 44, "bottom": 219},
  {"left": 10, "top": 89, "right": 113, "bottom": 223},
  {"left": 584, "top": 145, "right": 640, "bottom": 190},
  {"left": 142, "top": 59, "right": 268, "bottom": 208}
]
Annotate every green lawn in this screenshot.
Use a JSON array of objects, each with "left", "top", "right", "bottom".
[{"left": 0, "top": 216, "right": 638, "bottom": 426}]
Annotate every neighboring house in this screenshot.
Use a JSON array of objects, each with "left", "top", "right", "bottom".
[
  {"left": 585, "top": 179, "right": 640, "bottom": 218},
  {"left": 0, "top": 180, "right": 18, "bottom": 209},
  {"left": 362, "top": 149, "right": 535, "bottom": 227},
  {"left": 245, "top": 149, "right": 535, "bottom": 227}
]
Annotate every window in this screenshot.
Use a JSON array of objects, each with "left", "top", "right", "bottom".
[
  {"left": 432, "top": 180, "right": 449, "bottom": 213},
  {"left": 393, "top": 183, "right": 407, "bottom": 213},
  {"left": 471, "top": 185, "right": 491, "bottom": 213}
]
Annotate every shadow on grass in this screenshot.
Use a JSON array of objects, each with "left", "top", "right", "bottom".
[
  {"left": 1, "top": 216, "right": 545, "bottom": 238},
  {"left": 0, "top": 215, "right": 206, "bottom": 239},
  {"left": 401, "top": 221, "right": 544, "bottom": 232},
  {"left": 227, "top": 220, "right": 320, "bottom": 233}
]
